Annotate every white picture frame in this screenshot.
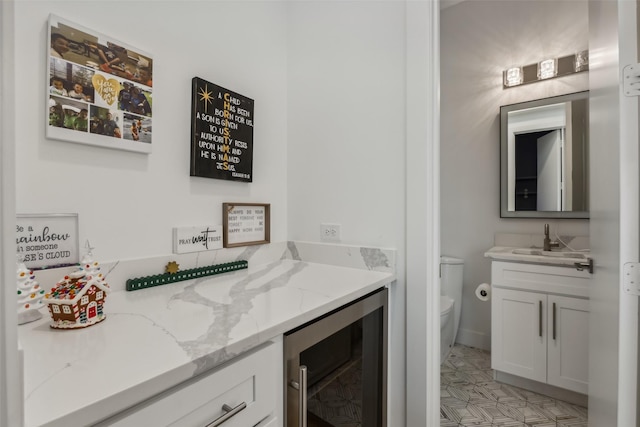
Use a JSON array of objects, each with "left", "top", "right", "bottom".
[
  {"left": 172, "top": 225, "right": 223, "bottom": 254},
  {"left": 16, "top": 213, "right": 79, "bottom": 270},
  {"left": 47, "top": 14, "right": 153, "bottom": 154}
]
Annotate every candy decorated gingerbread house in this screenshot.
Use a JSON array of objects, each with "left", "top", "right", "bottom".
[{"left": 43, "top": 254, "right": 109, "bottom": 329}]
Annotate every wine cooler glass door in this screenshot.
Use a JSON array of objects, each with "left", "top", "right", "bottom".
[{"left": 284, "top": 288, "right": 388, "bottom": 427}]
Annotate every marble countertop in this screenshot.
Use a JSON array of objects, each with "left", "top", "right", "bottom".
[
  {"left": 484, "top": 246, "right": 591, "bottom": 267},
  {"left": 19, "top": 257, "right": 394, "bottom": 427}
]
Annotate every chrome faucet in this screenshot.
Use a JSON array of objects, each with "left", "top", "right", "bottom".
[{"left": 543, "top": 224, "right": 560, "bottom": 251}]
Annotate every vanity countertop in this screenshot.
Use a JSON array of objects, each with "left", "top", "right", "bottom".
[
  {"left": 19, "top": 258, "right": 394, "bottom": 427},
  {"left": 484, "top": 246, "right": 591, "bottom": 268}
]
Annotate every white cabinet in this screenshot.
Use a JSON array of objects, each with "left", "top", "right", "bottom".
[
  {"left": 546, "top": 294, "right": 589, "bottom": 392},
  {"left": 95, "top": 340, "right": 282, "bottom": 427},
  {"left": 492, "top": 288, "right": 547, "bottom": 383},
  {"left": 491, "top": 261, "right": 590, "bottom": 395}
]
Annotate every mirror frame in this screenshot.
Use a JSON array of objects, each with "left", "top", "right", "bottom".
[{"left": 500, "top": 91, "right": 589, "bottom": 219}]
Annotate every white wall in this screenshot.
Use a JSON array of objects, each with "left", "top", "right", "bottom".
[
  {"left": 286, "top": 1, "right": 407, "bottom": 424},
  {"left": 286, "top": 1, "right": 405, "bottom": 249},
  {"left": 11, "top": 0, "right": 413, "bottom": 424},
  {"left": 440, "top": 0, "right": 589, "bottom": 350},
  {"left": 1, "top": 1, "right": 22, "bottom": 425},
  {"left": 14, "top": 0, "right": 288, "bottom": 262}
]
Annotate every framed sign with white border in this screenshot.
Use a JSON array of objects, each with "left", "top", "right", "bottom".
[
  {"left": 16, "top": 213, "right": 79, "bottom": 269},
  {"left": 47, "top": 14, "right": 153, "bottom": 153},
  {"left": 172, "top": 225, "right": 223, "bottom": 254},
  {"left": 222, "top": 203, "right": 270, "bottom": 248}
]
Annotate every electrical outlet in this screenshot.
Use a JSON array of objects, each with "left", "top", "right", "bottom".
[{"left": 321, "top": 223, "right": 341, "bottom": 242}]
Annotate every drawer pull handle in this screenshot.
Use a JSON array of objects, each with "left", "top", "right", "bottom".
[{"left": 205, "top": 401, "right": 247, "bottom": 427}]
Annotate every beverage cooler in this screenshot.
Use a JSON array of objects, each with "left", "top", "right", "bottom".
[{"left": 284, "top": 287, "right": 388, "bottom": 427}]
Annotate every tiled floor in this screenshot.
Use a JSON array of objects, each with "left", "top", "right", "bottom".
[{"left": 441, "top": 344, "right": 588, "bottom": 427}]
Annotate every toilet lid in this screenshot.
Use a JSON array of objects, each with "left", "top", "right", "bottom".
[{"left": 440, "top": 295, "right": 453, "bottom": 315}]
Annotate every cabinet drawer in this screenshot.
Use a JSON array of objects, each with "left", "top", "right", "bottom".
[
  {"left": 255, "top": 416, "right": 278, "bottom": 426},
  {"left": 97, "top": 340, "right": 281, "bottom": 427},
  {"left": 491, "top": 261, "right": 591, "bottom": 297}
]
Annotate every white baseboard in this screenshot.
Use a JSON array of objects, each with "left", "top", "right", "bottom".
[
  {"left": 494, "top": 371, "right": 588, "bottom": 407},
  {"left": 455, "top": 328, "right": 490, "bottom": 351}
]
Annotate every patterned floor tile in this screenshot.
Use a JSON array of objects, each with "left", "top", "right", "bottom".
[
  {"left": 440, "top": 344, "right": 588, "bottom": 427},
  {"left": 458, "top": 370, "right": 495, "bottom": 385},
  {"left": 468, "top": 388, "right": 498, "bottom": 406},
  {"left": 439, "top": 412, "right": 459, "bottom": 427},
  {"left": 446, "top": 385, "right": 473, "bottom": 402},
  {"left": 538, "top": 399, "right": 586, "bottom": 421},
  {"left": 475, "top": 402, "right": 512, "bottom": 423},
  {"left": 497, "top": 399, "right": 528, "bottom": 410},
  {"left": 442, "top": 370, "right": 476, "bottom": 386},
  {"left": 488, "top": 421, "right": 525, "bottom": 427},
  {"left": 441, "top": 403, "right": 466, "bottom": 423},
  {"left": 457, "top": 403, "right": 491, "bottom": 425},
  {"left": 557, "top": 420, "right": 588, "bottom": 427},
  {"left": 495, "top": 402, "right": 527, "bottom": 422}
]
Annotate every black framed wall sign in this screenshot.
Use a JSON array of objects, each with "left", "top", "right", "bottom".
[{"left": 190, "top": 77, "right": 254, "bottom": 182}]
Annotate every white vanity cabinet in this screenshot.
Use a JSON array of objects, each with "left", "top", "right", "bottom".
[
  {"left": 490, "top": 261, "right": 590, "bottom": 395},
  {"left": 94, "top": 339, "right": 282, "bottom": 427},
  {"left": 546, "top": 294, "right": 589, "bottom": 392}
]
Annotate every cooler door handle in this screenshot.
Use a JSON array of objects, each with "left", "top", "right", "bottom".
[{"left": 299, "top": 365, "right": 307, "bottom": 427}]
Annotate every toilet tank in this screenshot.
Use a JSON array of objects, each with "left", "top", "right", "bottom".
[{"left": 440, "top": 256, "right": 464, "bottom": 340}]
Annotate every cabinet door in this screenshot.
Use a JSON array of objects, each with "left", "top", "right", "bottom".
[
  {"left": 491, "top": 288, "right": 547, "bottom": 382},
  {"left": 547, "top": 295, "right": 589, "bottom": 394}
]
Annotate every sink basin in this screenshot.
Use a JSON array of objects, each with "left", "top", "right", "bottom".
[{"left": 511, "top": 248, "right": 589, "bottom": 259}]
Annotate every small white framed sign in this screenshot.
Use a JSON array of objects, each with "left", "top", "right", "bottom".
[
  {"left": 172, "top": 225, "right": 223, "bottom": 254},
  {"left": 16, "top": 213, "right": 79, "bottom": 269},
  {"left": 223, "top": 203, "right": 270, "bottom": 248}
]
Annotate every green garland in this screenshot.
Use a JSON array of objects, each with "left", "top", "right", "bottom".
[{"left": 126, "top": 260, "right": 248, "bottom": 291}]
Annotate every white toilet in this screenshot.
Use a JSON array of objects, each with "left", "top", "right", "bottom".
[{"left": 440, "top": 256, "right": 464, "bottom": 363}]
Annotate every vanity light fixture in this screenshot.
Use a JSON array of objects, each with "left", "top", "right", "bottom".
[
  {"left": 537, "top": 58, "right": 557, "bottom": 79},
  {"left": 575, "top": 50, "right": 589, "bottom": 72},
  {"left": 504, "top": 67, "right": 523, "bottom": 87},
  {"left": 502, "top": 50, "right": 589, "bottom": 89}
]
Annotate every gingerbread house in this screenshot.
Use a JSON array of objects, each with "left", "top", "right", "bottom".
[{"left": 44, "top": 257, "right": 109, "bottom": 329}]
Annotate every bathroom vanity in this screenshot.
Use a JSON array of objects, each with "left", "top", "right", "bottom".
[{"left": 485, "top": 246, "right": 591, "bottom": 404}]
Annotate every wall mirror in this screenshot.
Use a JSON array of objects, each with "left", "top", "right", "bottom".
[{"left": 500, "top": 91, "right": 589, "bottom": 218}]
